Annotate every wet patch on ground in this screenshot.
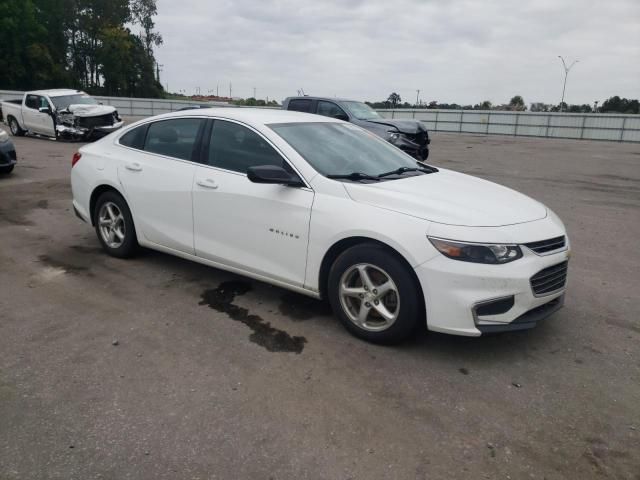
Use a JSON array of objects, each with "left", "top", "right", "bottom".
[
  {"left": 37, "top": 254, "right": 92, "bottom": 276},
  {"left": 199, "top": 281, "right": 307, "bottom": 353},
  {"left": 0, "top": 178, "right": 69, "bottom": 226},
  {"left": 278, "top": 291, "right": 332, "bottom": 321}
]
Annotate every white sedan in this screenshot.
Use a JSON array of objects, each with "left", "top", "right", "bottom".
[{"left": 71, "top": 108, "right": 570, "bottom": 343}]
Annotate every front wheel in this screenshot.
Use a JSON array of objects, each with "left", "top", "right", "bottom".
[
  {"left": 0, "top": 165, "right": 14, "bottom": 174},
  {"left": 8, "top": 117, "right": 25, "bottom": 136},
  {"left": 328, "top": 244, "right": 423, "bottom": 344},
  {"left": 93, "top": 191, "right": 138, "bottom": 258}
]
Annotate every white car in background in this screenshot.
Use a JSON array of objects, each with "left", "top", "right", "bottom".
[{"left": 71, "top": 108, "right": 570, "bottom": 343}]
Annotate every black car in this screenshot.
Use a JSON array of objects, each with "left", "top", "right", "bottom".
[
  {"left": 0, "top": 129, "right": 17, "bottom": 174},
  {"left": 283, "top": 96, "right": 430, "bottom": 160}
]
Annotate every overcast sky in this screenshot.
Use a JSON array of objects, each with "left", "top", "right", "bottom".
[{"left": 153, "top": 0, "right": 640, "bottom": 106}]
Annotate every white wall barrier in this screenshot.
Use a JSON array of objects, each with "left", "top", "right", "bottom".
[{"left": 2, "top": 90, "right": 638, "bottom": 142}]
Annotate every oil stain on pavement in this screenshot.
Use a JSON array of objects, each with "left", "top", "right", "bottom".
[{"left": 199, "top": 281, "right": 307, "bottom": 354}]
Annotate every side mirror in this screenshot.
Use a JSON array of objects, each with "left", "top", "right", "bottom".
[
  {"left": 39, "top": 107, "right": 51, "bottom": 114},
  {"left": 333, "top": 112, "right": 349, "bottom": 121},
  {"left": 247, "top": 165, "right": 304, "bottom": 187}
]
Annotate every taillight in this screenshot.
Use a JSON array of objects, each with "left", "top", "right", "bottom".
[{"left": 72, "top": 152, "right": 82, "bottom": 167}]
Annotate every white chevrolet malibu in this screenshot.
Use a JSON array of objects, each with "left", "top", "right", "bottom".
[{"left": 71, "top": 108, "right": 570, "bottom": 343}]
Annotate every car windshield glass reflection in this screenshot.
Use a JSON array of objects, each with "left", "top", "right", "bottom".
[
  {"left": 51, "top": 95, "right": 98, "bottom": 110},
  {"left": 343, "top": 101, "right": 383, "bottom": 120},
  {"left": 270, "top": 122, "right": 421, "bottom": 179}
]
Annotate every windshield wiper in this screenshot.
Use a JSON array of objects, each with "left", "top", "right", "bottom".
[
  {"left": 326, "top": 172, "right": 381, "bottom": 182},
  {"left": 376, "top": 166, "right": 432, "bottom": 178}
]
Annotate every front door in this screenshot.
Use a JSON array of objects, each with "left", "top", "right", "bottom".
[
  {"left": 117, "top": 118, "right": 206, "bottom": 254},
  {"left": 23, "top": 95, "right": 55, "bottom": 136},
  {"left": 193, "top": 119, "right": 313, "bottom": 286}
]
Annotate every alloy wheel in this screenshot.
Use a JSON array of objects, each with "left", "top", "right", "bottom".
[
  {"left": 338, "top": 263, "right": 400, "bottom": 332},
  {"left": 98, "top": 201, "right": 126, "bottom": 249},
  {"left": 9, "top": 119, "right": 18, "bottom": 135}
]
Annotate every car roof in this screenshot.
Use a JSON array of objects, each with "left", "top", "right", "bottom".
[
  {"left": 284, "top": 96, "right": 360, "bottom": 103},
  {"left": 151, "top": 107, "right": 341, "bottom": 125},
  {"left": 29, "top": 89, "right": 87, "bottom": 97}
]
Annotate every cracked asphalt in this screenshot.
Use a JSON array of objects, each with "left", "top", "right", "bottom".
[{"left": 1, "top": 122, "right": 639, "bottom": 479}]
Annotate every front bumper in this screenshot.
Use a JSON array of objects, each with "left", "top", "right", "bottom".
[
  {"left": 389, "top": 135, "right": 430, "bottom": 160},
  {"left": 56, "top": 120, "right": 124, "bottom": 140},
  {"left": 414, "top": 246, "right": 570, "bottom": 337}
]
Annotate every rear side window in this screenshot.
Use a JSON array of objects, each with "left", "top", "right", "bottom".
[
  {"left": 287, "top": 99, "right": 312, "bottom": 113},
  {"left": 143, "top": 118, "right": 205, "bottom": 161},
  {"left": 208, "top": 120, "right": 285, "bottom": 174},
  {"left": 119, "top": 125, "right": 148, "bottom": 150}
]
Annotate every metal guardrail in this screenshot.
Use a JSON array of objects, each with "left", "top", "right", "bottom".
[
  {"left": 377, "top": 109, "right": 640, "bottom": 143},
  {"left": 2, "top": 90, "right": 638, "bottom": 142}
]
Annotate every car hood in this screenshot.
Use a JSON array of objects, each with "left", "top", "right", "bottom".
[
  {"left": 343, "top": 168, "right": 547, "bottom": 227},
  {"left": 66, "top": 104, "right": 116, "bottom": 117},
  {"left": 363, "top": 118, "right": 426, "bottom": 134}
]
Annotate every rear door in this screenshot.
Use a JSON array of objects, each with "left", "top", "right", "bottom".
[
  {"left": 117, "top": 117, "right": 206, "bottom": 254},
  {"left": 192, "top": 119, "right": 313, "bottom": 286}
]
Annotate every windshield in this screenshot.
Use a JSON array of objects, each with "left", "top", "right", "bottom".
[
  {"left": 51, "top": 94, "right": 98, "bottom": 110},
  {"left": 343, "top": 101, "right": 383, "bottom": 120},
  {"left": 269, "top": 122, "right": 418, "bottom": 178}
]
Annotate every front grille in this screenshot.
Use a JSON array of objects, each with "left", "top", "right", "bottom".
[
  {"left": 524, "top": 236, "right": 566, "bottom": 254},
  {"left": 77, "top": 113, "right": 115, "bottom": 129},
  {"left": 530, "top": 261, "right": 568, "bottom": 296}
]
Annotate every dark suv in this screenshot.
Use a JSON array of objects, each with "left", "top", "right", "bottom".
[{"left": 282, "top": 96, "right": 430, "bottom": 160}]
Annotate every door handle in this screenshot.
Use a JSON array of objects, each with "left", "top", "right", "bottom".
[
  {"left": 125, "top": 162, "right": 143, "bottom": 172},
  {"left": 196, "top": 178, "right": 218, "bottom": 189}
]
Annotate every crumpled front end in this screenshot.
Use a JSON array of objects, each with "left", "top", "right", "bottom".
[
  {"left": 55, "top": 109, "right": 124, "bottom": 140},
  {"left": 388, "top": 129, "right": 430, "bottom": 160}
]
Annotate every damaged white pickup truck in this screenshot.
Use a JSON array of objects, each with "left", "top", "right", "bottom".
[{"left": 1, "top": 89, "right": 123, "bottom": 140}]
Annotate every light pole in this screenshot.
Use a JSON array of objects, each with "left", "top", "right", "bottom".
[
  {"left": 558, "top": 56, "right": 578, "bottom": 112},
  {"left": 416, "top": 89, "right": 420, "bottom": 107}
]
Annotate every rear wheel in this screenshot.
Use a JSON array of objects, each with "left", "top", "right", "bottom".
[
  {"left": 0, "top": 165, "right": 14, "bottom": 174},
  {"left": 8, "top": 117, "right": 24, "bottom": 136},
  {"left": 328, "top": 243, "right": 423, "bottom": 344},
  {"left": 93, "top": 191, "right": 138, "bottom": 258}
]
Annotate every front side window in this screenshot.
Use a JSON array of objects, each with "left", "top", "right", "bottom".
[
  {"left": 25, "top": 95, "right": 41, "bottom": 110},
  {"left": 143, "top": 118, "right": 205, "bottom": 161},
  {"left": 317, "top": 101, "right": 347, "bottom": 119},
  {"left": 208, "top": 120, "right": 285, "bottom": 174},
  {"left": 270, "top": 122, "right": 417, "bottom": 177}
]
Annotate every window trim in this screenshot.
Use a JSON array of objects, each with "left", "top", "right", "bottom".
[
  {"left": 201, "top": 117, "right": 312, "bottom": 190},
  {"left": 113, "top": 115, "right": 312, "bottom": 190}
]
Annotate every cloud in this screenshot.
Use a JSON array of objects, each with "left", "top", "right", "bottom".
[{"left": 152, "top": 0, "right": 640, "bottom": 105}]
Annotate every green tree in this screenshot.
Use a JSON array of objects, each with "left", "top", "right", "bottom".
[
  {"left": 387, "top": 92, "right": 401, "bottom": 108},
  {"left": 509, "top": 95, "right": 526, "bottom": 111}
]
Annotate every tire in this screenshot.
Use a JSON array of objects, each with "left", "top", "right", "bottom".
[
  {"left": 93, "top": 191, "right": 138, "bottom": 258},
  {"left": 328, "top": 243, "right": 423, "bottom": 344},
  {"left": 0, "top": 165, "right": 14, "bottom": 174},
  {"left": 8, "top": 117, "right": 25, "bottom": 136}
]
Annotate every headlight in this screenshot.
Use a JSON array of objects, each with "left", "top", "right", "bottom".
[
  {"left": 0, "top": 130, "right": 8, "bottom": 143},
  {"left": 428, "top": 237, "right": 523, "bottom": 264},
  {"left": 387, "top": 130, "right": 400, "bottom": 142}
]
